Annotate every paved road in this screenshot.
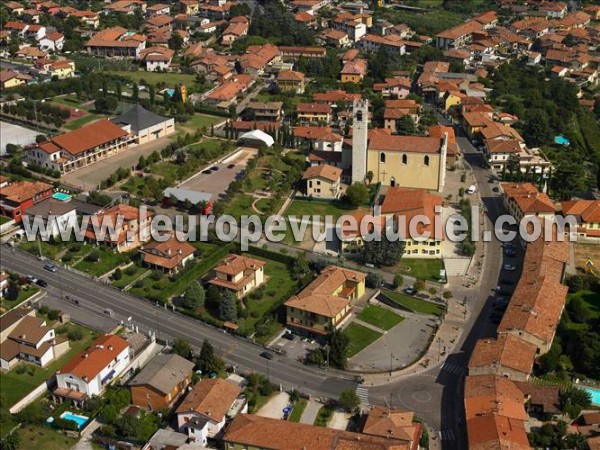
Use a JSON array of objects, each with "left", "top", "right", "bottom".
[{"left": 0, "top": 249, "right": 357, "bottom": 400}]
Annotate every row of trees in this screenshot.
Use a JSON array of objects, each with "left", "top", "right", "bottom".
[{"left": 1, "top": 100, "right": 69, "bottom": 128}]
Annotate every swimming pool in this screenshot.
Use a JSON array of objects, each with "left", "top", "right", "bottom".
[
  {"left": 52, "top": 192, "right": 72, "bottom": 202},
  {"left": 554, "top": 135, "right": 570, "bottom": 146},
  {"left": 583, "top": 386, "right": 600, "bottom": 406},
  {"left": 59, "top": 411, "right": 89, "bottom": 428}
]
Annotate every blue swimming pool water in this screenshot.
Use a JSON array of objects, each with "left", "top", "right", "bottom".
[
  {"left": 52, "top": 192, "right": 72, "bottom": 202},
  {"left": 583, "top": 387, "right": 600, "bottom": 406},
  {"left": 60, "top": 411, "right": 89, "bottom": 428},
  {"left": 554, "top": 135, "right": 570, "bottom": 146}
]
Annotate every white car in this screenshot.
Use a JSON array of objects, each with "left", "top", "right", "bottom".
[{"left": 466, "top": 185, "right": 477, "bottom": 194}]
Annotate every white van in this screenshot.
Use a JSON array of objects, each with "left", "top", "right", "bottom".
[{"left": 466, "top": 185, "right": 477, "bottom": 194}]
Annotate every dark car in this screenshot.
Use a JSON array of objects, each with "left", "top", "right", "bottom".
[
  {"left": 228, "top": 163, "right": 236, "bottom": 169},
  {"left": 260, "top": 351, "right": 274, "bottom": 360},
  {"left": 492, "top": 187, "right": 499, "bottom": 192},
  {"left": 210, "top": 166, "right": 219, "bottom": 171},
  {"left": 504, "top": 249, "right": 517, "bottom": 257},
  {"left": 500, "top": 278, "right": 514, "bottom": 285},
  {"left": 490, "top": 312, "right": 503, "bottom": 323},
  {"left": 282, "top": 333, "right": 295, "bottom": 341},
  {"left": 202, "top": 169, "right": 211, "bottom": 174},
  {"left": 36, "top": 279, "right": 48, "bottom": 287}
]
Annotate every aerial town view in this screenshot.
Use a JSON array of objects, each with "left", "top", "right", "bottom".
[{"left": 1, "top": 0, "right": 600, "bottom": 449}]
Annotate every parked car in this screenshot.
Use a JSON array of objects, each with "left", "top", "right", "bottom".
[
  {"left": 500, "top": 279, "right": 514, "bottom": 285},
  {"left": 260, "top": 351, "right": 274, "bottom": 360},
  {"left": 282, "top": 333, "right": 295, "bottom": 341},
  {"left": 227, "top": 164, "right": 235, "bottom": 169},
  {"left": 492, "top": 187, "right": 499, "bottom": 193},
  {"left": 36, "top": 279, "right": 48, "bottom": 287},
  {"left": 202, "top": 169, "right": 211, "bottom": 174},
  {"left": 502, "top": 264, "right": 516, "bottom": 271},
  {"left": 26, "top": 275, "right": 38, "bottom": 284},
  {"left": 404, "top": 287, "right": 416, "bottom": 296},
  {"left": 210, "top": 166, "right": 219, "bottom": 171},
  {"left": 504, "top": 249, "right": 517, "bottom": 257},
  {"left": 44, "top": 262, "right": 57, "bottom": 272},
  {"left": 490, "top": 312, "right": 503, "bottom": 324}
]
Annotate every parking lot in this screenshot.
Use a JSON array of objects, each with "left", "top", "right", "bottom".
[
  {"left": 270, "top": 332, "right": 321, "bottom": 362},
  {"left": 178, "top": 147, "right": 258, "bottom": 201}
]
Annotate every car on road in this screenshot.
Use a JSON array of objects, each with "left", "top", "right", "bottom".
[
  {"left": 502, "top": 264, "right": 516, "bottom": 271},
  {"left": 36, "top": 279, "right": 48, "bottom": 287},
  {"left": 404, "top": 287, "right": 416, "bottom": 296},
  {"left": 260, "top": 351, "right": 274, "bottom": 360},
  {"left": 227, "top": 163, "right": 236, "bottom": 169},
  {"left": 44, "top": 262, "right": 57, "bottom": 272},
  {"left": 210, "top": 166, "right": 219, "bottom": 171},
  {"left": 354, "top": 375, "right": 365, "bottom": 384},
  {"left": 500, "top": 278, "right": 514, "bottom": 285},
  {"left": 282, "top": 333, "right": 295, "bottom": 341},
  {"left": 466, "top": 185, "right": 477, "bottom": 194},
  {"left": 504, "top": 249, "right": 517, "bottom": 257},
  {"left": 490, "top": 312, "right": 503, "bottom": 324},
  {"left": 492, "top": 187, "right": 499, "bottom": 193},
  {"left": 26, "top": 275, "right": 38, "bottom": 284},
  {"left": 202, "top": 169, "right": 211, "bottom": 174}
]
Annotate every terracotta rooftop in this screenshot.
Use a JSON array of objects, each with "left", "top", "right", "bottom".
[
  {"left": 467, "top": 414, "right": 530, "bottom": 450},
  {"left": 277, "top": 70, "right": 305, "bottom": 82},
  {"left": 49, "top": 119, "right": 127, "bottom": 156},
  {"left": 361, "top": 405, "right": 420, "bottom": 444},
  {"left": 501, "top": 183, "right": 556, "bottom": 215},
  {"left": 469, "top": 334, "right": 537, "bottom": 375},
  {"left": 212, "top": 254, "right": 265, "bottom": 277},
  {"left": 139, "top": 234, "right": 195, "bottom": 270},
  {"left": 176, "top": 378, "right": 242, "bottom": 423},
  {"left": 59, "top": 334, "right": 128, "bottom": 382},
  {"left": 464, "top": 375, "right": 527, "bottom": 421},
  {"left": 369, "top": 134, "right": 441, "bottom": 154},
  {"left": 302, "top": 164, "right": 342, "bottom": 182},
  {"left": 561, "top": 200, "right": 600, "bottom": 223},
  {"left": 0, "top": 180, "right": 52, "bottom": 204}
]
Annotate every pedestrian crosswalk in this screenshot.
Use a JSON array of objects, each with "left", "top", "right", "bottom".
[
  {"left": 441, "top": 362, "right": 466, "bottom": 377},
  {"left": 355, "top": 386, "right": 370, "bottom": 408},
  {"left": 438, "top": 429, "right": 456, "bottom": 441}
]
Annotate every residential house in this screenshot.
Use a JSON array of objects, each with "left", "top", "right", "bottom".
[
  {"left": 48, "top": 59, "right": 75, "bottom": 79},
  {"left": 176, "top": 378, "right": 245, "bottom": 446},
  {"left": 0, "top": 180, "right": 53, "bottom": 223},
  {"left": 539, "top": 1, "right": 568, "bottom": 19},
  {"left": 54, "top": 334, "right": 130, "bottom": 407},
  {"left": 39, "top": 31, "right": 64, "bottom": 51},
  {"left": 24, "top": 198, "right": 78, "bottom": 240},
  {"left": 373, "top": 77, "right": 411, "bottom": 99},
  {"left": 28, "top": 119, "right": 131, "bottom": 174},
  {"left": 146, "top": 3, "right": 170, "bottom": 15},
  {"left": 0, "top": 309, "right": 69, "bottom": 370},
  {"left": 468, "top": 334, "right": 538, "bottom": 381},
  {"left": 278, "top": 46, "right": 326, "bottom": 59},
  {"left": 86, "top": 26, "right": 146, "bottom": 58},
  {"left": 243, "top": 102, "right": 283, "bottom": 122},
  {"left": 500, "top": 182, "right": 556, "bottom": 223},
  {"left": 318, "top": 29, "right": 350, "bottom": 48},
  {"left": 204, "top": 74, "right": 254, "bottom": 107},
  {"left": 111, "top": 104, "right": 175, "bottom": 145},
  {"left": 129, "top": 353, "right": 194, "bottom": 410},
  {"left": 296, "top": 103, "right": 332, "bottom": 124},
  {"left": 358, "top": 34, "right": 407, "bottom": 56},
  {"left": 84, "top": 204, "right": 153, "bottom": 253},
  {"left": 180, "top": 0, "right": 198, "bottom": 15},
  {"left": 561, "top": 200, "right": 600, "bottom": 241},
  {"left": 361, "top": 406, "right": 422, "bottom": 449},
  {"left": 340, "top": 58, "right": 367, "bottom": 83},
  {"left": 221, "top": 17, "right": 249, "bottom": 46},
  {"left": 302, "top": 164, "right": 342, "bottom": 199},
  {"left": 139, "top": 234, "right": 196, "bottom": 274},
  {"left": 71, "top": 10, "right": 100, "bottom": 28},
  {"left": 276, "top": 70, "right": 305, "bottom": 94},
  {"left": 223, "top": 414, "right": 408, "bottom": 450},
  {"left": 0, "top": 70, "right": 30, "bottom": 89},
  {"left": 436, "top": 20, "right": 483, "bottom": 50},
  {"left": 285, "top": 265, "right": 366, "bottom": 337},
  {"left": 139, "top": 46, "right": 174, "bottom": 71},
  {"left": 208, "top": 254, "right": 266, "bottom": 300}
]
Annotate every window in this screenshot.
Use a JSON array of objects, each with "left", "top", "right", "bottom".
[
  {"left": 424, "top": 155, "right": 430, "bottom": 166},
  {"left": 380, "top": 152, "right": 386, "bottom": 163},
  {"left": 402, "top": 154, "right": 408, "bottom": 165}
]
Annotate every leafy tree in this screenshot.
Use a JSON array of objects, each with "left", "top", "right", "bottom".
[
  {"left": 363, "top": 238, "right": 405, "bottom": 267},
  {"left": 366, "top": 272, "right": 382, "bottom": 289},
  {"left": 413, "top": 279, "right": 426, "bottom": 292},
  {"left": 112, "top": 268, "right": 122, "bottom": 281},
  {"left": 5, "top": 280, "right": 19, "bottom": 301},
  {"left": 168, "top": 32, "right": 184, "bottom": 50},
  {"left": 568, "top": 296, "right": 591, "bottom": 323},
  {"left": 328, "top": 330, "right": 350, "bottom": 369},
  {"left": 182, "top": 281, "right": 205, "bottom": 310},
  {"left": 344, "top": 183, "right": 370, "bottom": 207},
  {"left": 291, "top": 253, "right": 310, "bottom": 280},
  {"left": 392, "top": 274, "right": 403, "bottom": 289},
  {"left": 197, "top": 339, "right": 224, "bottom": 375},
  {"left": 338, "top": 390, "right": 360, "bottom": 413},
  {"left": 218, "top": 291, "right": 237, "bottom": 321},
  {"left": 395, "top": 116, "right": 417, "bottom": 135},
  {"left": 94, "top": 96, "right": 119, "bottom": 114},
  {"left": 132, "top": 82, "right": 139, "bottom": 102},
  {"left": 206, "top": 284, "right": 221, "bottom": 310},
  {"left": 172, "top": 338, "right": 194, "bottom": 360},
  {"left": 3, "top": 431, "right": 21, "bottom": 450}
]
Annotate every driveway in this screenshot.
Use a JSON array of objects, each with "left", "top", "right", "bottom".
[
  {"left": 256, "top": 392, "right": 290, "bottom": 419},
  {"left": 300, "top": 400, "right": 322, "bottom": 425}
]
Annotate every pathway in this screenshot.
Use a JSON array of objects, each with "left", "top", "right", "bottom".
[
  {"left": 256, "top": 392, "right": 290, "bottom": 420},
  {"left": 300, "top": 400, "right": 322, "bottom": 425}
]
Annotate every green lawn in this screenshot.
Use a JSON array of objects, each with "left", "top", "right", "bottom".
[
  {"left": 64, "top": 113, "right": 102, "bottom": 130},
  {"left": 396, "top": 259, "right": 444, "bottom": 282},
  {"left": 187, "top": 137, "right": 226, "bottom": 153},
  {"left": 567, "top": 290, "right": 600, "bottom": 325},
  {"left": 357, "top": 305, "right": 404, "bottom": 331},
  {"left": 1, "top": 286, "right": 39, "bottom": 312},
  {"left": 343, "top": 323, "right": 383, "bottom": 358},
  {"left": 314, "top": 404, "right": 335, "bottom": 427},
  {"left": 18, "top": 425, "right": 78, "bottom": 450},
  {"left": 107, "top": 70, "right": 197, "bottom": 88},
  {"left": 186, "top": 114, "right": 225, "bottom": 131},
  {"left": 0, "top": 215, "right": 12, "bottom": 225},
  {"left": 381, "top": 290, "right": 444, "bottom": 316},
  {"left": 51, "top": 95, "right": 91, "bottom": 109},
  {"left": 285, "top": 200, "right": 365, "bottom": 220},
  {"left": 111, "top": 265, "right": 147, "bottom": 289},
  {"left": 223, "top": 194, "right": 255, "bottom": 221},
  {"left": 58, "top": 242, "right": 92, "bottom": 265},
  {"left": 20, "top": 240, "right": 65, "bottom": 260},
  {"left": 289, "top": 398, "right": 308, "bottom": 422},
  {"left": 0, "top": 323, "right": 97, "bottom": 407},
  {"left": 74, "top": 248, "right": 130, "bottom": 277}
]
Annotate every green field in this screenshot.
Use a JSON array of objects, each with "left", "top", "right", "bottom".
[
  {"left": 111, "top": 265, "right": 148, "bottom": 289},
  {"left": 0, "top": 215, "right": 12, "bottom": 225},
  {"left": 343, "top": 323, "right": 383, "bottom": 358},
  {"left": 396, "top": 259, "right": 444, "bottom": 282},
  {"left": 74, "top": 248, "right": 130, "bottom": 277},
  {"left": 357, "top": 305, "right": 404, "bottom": 331},
  {"left": 107, "top": 70, "right": 197, "bottom": 88},
  {"left": 18, "top": 425, "right": 78, "bottom": 450},
  {"left": 381, "top": 290, "right": 444, "bottom": 316},
  {"left": 0, "top": 323, "right": 97, "bottom": 407},
  {"left": 285, "top": 200, "right": 365, "bottom": 220},
  {"left": 186, "top": 114, "right": 225, "bottom": 131},
  {"left": 314, "top": 404, "right": 335, "bottom": 427},
  {"left": 63, "top": 113, "right": 102, "bottom": 130},
  {"left": 1, "top": 286, "right": 39, "bottom": 312}
]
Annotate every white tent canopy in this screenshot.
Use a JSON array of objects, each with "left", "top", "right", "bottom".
[{"left": 238, "top": 129, "right": 275, "bottom": 147}]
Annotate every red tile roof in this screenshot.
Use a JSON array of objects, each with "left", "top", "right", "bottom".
[
  {"left": 50, "top": 119, "right": 127, "bottom": 155},
  {"left": 59, "top": 334, "right": 128, "bottom": 381},
  {"left": 369, "top": 134, "right": 441, "bottom": 154}
]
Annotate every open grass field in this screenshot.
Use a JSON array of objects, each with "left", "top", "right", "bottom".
[
  {"left": 343, "top": 323, "right": 383, "bottom": 358},
  {"left": 0, "top": 286, "right": 39, "bottom": 313},
  {"left": 74, "top": 248, "right": 129, "bottom": 277},
  {"left": 0, "top": 322, "right": 97, "bottom": 407},
  {"left": 395, "top": 259, "right": 444, "bottom": 282},
  {"left": 186, "top": 114, "right": 225, "bottom": 131},
  {"left": 107, "top": 70, "right": 197, "bottom": 88},
  {"left": 0, "top": 215, "right": 11, "bottom": 225},
  {"left": 111, "top": 265, "right": 148, "bottom": 289},
  {"left": 18, "top": 425, "right": 78, "bottom": 450},
  {"left": 284, "top": 200, "right": 366, "bottom": 220},
  {"left": 381, "top": 290, "right": 444, "bottom": 316},
  {"left": 573, "top": 243, "right": 600, "bottom": 271},
  {"left": 63, "top": 113, "right": 102, "bottom": 130},
  {"left": 289, "top": 398, "right": 308, "bottom": 422},
  {"left": 357, "top": 305, "right": 404, "bottom": 331}
]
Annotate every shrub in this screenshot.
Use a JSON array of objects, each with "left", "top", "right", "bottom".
[
  {"left": 85, "top": 248, "right": 101, "bottom": 263},
  {"left": 366, "top": 272, "right": 382, "bottom": 289},
  {"left": 125, "top": 265, "right": 138, "bottom": 276},
  {"left": 47, "top": 308, "right": 61, "bottom": 321},
  {"left": 112, "top": 268, "right": 122, "bottom": 281},
  {"left": 68, "top": 328, "right": 84, "bottom": 341},
  {"left": 151, "top": 271, "right": 162, "bottom": 281}
]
